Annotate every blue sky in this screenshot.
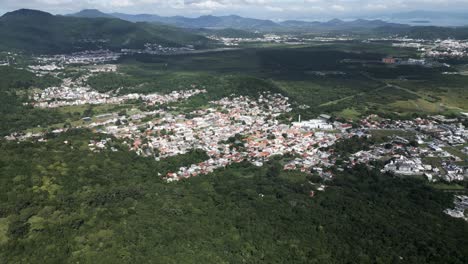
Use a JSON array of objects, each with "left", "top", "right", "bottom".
[{"left": 0, "top": 0, "right": 465, "bottom": 20}]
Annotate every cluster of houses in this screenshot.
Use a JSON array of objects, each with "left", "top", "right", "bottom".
[
  {"left": 12, "top": 77, "right": 468, "bottom": 184},
  {"left": 28, "top": 64, "right": 64, "bottom": 73},
  {"left": 29, "top": 55, "right": 208, "bottom": 109},
  {"left": 391, "top": 38, "right": 468, "bottom": 59},
  {"left": 208, "top": 34, "right": 318, "bottom": 47},
  {"left": 161, "top": 95, "right": 351, "bottom": 182},
  {"left": 351, "top": 115, "right": 468, "bottom": 182},
  {"left": 88, "top": 138, "right": 118, "bottom": 152},
  {"left": 35, "top": 50, "right": 121, "bottom": 66},
  {"left": 32, "top": 86, "right": 206, "bottom": 108},
  {"left": 65, "top": 92, "right": 349, "bottom": 182},
  {"left": 53, "top": 107, "right": 465, "bottom": 183},
  {"left": 383, "top": 156, "right": 427, "bottom": 176},
  {"left": 425, "top": 39, "right": 468, "bottom": 59},
  {"left": 30, "top": 44, "right": 220, "bottom": 69},
  {"left": 121, "top": 44, "right": 195, "bottom": 55}
]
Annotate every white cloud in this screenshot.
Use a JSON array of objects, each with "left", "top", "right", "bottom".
[{"left": 330, "top": 4, "right": 345, "bottom": 11}]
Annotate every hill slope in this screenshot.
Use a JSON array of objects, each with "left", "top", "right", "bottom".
[{"left": 0, "top": 9, "right": 214, "bottom": 54}]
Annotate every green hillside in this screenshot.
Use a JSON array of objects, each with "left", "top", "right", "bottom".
[{"left": 0, "top": 9, "right": 215, "bottom": 54}]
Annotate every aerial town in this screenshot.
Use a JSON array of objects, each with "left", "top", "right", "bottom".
[
  {"left": 2, "top": 37, "right": 468, "bottom": 222},
  {"left": 391, "top": 38, "right": 468, "bottom": 58},
  {"left": 3, "top": 4, "right": 468, "bottom": 262},
  {"left": 354, "top": 115, "right": 467, "bottom": 182},
  {"left": 30, "top": 44, "right": 207, "bottom": 71},
  {"left": 5, "top": 64, "right": 467, "bottom": 185}
]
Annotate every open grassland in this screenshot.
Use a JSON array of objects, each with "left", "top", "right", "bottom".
[
  {"left": 389, "top": 75, "right": 468, "bottom": 112},
  {"left": 389, "top": 99, "right": 442, "bottom": 113}
]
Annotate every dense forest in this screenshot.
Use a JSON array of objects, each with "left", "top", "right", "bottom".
[
  {"left": 0, "top": 130, "right": 467, "bottom": 263},
  {"left": 0, "top": 66, "right": 67, "bottom": 136}
]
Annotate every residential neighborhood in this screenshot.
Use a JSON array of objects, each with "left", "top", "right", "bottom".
[{"left": 5, "top": 71, "right": 467, "bottom": 185}]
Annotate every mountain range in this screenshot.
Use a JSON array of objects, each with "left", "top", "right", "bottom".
[
  {"left": 2, "top": 8, "right": 468, "bottom": 54},
  {"left": 70, "top": 9, "right": 405, "bottom": 32},
  {"left": 0, "top": 9, "right": 214, "bottom": 54}
]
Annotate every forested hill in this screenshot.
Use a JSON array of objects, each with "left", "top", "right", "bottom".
[{"left": 0, "top": 9, "right": 215, "bottom": 54}]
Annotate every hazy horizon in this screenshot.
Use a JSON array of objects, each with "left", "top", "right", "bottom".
[{"left": 0, "top": 0, "right": 466, "bottom": 22}]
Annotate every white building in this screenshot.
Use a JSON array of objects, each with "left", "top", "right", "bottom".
[{"left": 292, "top": 119, "right": 333, "bottom": 130}]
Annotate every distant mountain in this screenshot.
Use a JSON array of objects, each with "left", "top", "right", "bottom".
[
  {"left": 69, "top": 9, "right": 406, "bottom": 32},
  {"left": 0, "top": 9, "right": 215, "bottom": 54},
  {"left": 279, "top": 20, "right": 321, "bottom": 28},
  {"left": 71, "top": 11, "right": 278, "bottom": 30},
  {"left": 322, "top": 19, "right": 345, "bottom": 27},
  {"left": 2, "top": 8, "right": 53, "bottom": 19},
  {"left": 110, "top": 13, "right": 280, "bottom": 31},
  {"left": 70, "top": 9, "right": 114, "bottom": 18}
]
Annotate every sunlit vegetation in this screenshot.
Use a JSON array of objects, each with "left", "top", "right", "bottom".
[
  {"left": 0, "top": 41, "right": 467, "bottom": 263},
  {"left": 0, "top": 131, "right": 467, "bottom": 263}
]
